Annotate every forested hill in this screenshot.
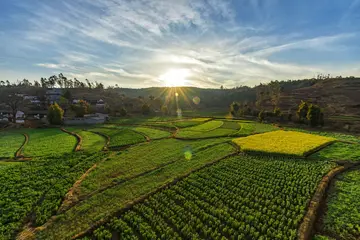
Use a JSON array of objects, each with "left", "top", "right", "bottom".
[{"left": 1, "top": 75, "right": 360, "bottom": 117}]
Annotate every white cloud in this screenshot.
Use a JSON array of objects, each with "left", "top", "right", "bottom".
[{"left": 2, "top": 0, "right": 359, "bottom": 88}]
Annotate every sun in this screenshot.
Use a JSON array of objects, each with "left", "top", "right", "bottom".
[{"left": 159, "top": 68, "right": 190, "bottom": 87}]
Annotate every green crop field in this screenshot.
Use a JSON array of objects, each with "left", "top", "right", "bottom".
[
  {"left": 320, "top": 170, "right": 360, "bottom": 240},
  {"left": 0, "top": 131, "right": 24, "bottom": 158},
  {"left": 0, "top": 116, "right": 359, "bottom": 240},
  {"left": 66, "top": 128, "right": 106, "bottom": 152},
  {"left": 22, "top": 128, "right": 77, "bottom": 157},
  {"left": 87, "top": 127, "right": 146, "bottom": 149},
  {"left": 90, "top": 155, "right": 334, "bottom": 240}
]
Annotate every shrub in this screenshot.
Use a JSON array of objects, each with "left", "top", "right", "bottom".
[
  {"left": 258, "top": 110, "right": 265, "bottom": 122},
  {"left": 297, "top": 100, "right": 309, "bottom": 123},
  {"left": 71, "top": 100, "right": 89, "bottom": 118},
  {"left": 307, "top": 104, "right": 322, "bottom": 127},
  {"left": 142, "top": 103, "right": 150, "bottom": 115},
  {"left": 47, "top": 103, "right": 64, "bottom": 125},
  {"left": 119, "top": 107, "right": 127, "bottom": 117}
]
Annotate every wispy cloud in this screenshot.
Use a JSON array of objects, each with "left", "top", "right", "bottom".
[{"left": 1, "top": 0, "right": 360, "bottom": 87}]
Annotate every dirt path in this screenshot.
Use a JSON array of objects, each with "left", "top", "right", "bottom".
[
  {"left": 56, "top": 152, "right": 116, "bottom": 214},
  {"left": 298, "top": 161, "right": 360, "bottom": 240},
  {"left": 60, "top": 128, "right": 82, "bottom": 152},
  {"left": 72, "top": 151, "right": 239, "bottom": 240},
  {"left": 15, "top": 133, "right": 29, "bottom": 159}
]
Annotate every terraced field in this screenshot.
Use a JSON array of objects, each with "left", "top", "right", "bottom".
[
  {"left": 65, "top": 128, "right": 106, "bottom": 152},
  {"left": 87, "top": 127, "right": 146, "bottom": 149},
  {"left": 90, "top": 155, "right": 334, "bottom": 240},
  {"left": 317, "top": 170, "right": 360, "bottom": 240},
  {"left": 0, "top": 131, "right": 24, "bottom": 158},
  {"left": 22, "top": 128, "right": 77, "bottom": 157},
  {"left": 0, "top": 117, "right": 358, "bottom": 240},
  {"left": 233, "top": 130, "right": 336, "bottom": 157}
]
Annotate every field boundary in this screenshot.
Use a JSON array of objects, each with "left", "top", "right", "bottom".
[
  {"left": 60, "top": 128, "right": 82, "bottom": 152},
  {"left": 60, "top": 141, "right": 236, "bottom": 214},
  {"left": 298, "top": 161, "right": 360, "bottom": 240},
  {"left": 303, "top": 140, "right": 337, "bottom": 158},
  {"left": 72, "top": 151, "right": 239, "bottom": 239},
  {"left": 15, "top": 133, "right": 29, "bottom": 158},
  {"left": 57, "top": 153, "right": 115, "bottom": 214}
]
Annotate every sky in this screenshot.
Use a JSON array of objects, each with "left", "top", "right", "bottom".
[{"left": 1, "top": 0, "right": 360, "bottom": 88}]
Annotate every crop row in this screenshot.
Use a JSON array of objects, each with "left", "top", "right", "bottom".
[
  {"left": 36, "top": 139, "right": 236, "bottom": 239},
  {"left": 89, "top": 155, "right": 334, "bottom": 240},
  {"left": 322, "top": 170, "right": 360, "bottom": 240},
  {"left": 0, "top": 152, "right": 108, "bottom": 239}
]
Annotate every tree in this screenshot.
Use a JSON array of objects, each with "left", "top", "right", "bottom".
[
  {"left": 273, "top": 107, "right": 281, "bottom": 117},
  {"left": 0, "top": 88, "right": 25, "bottom": 123},
  {"left": 258, "top": 110, "right": 265, "bottom": 122},
  {"left": 230, "top": 102, "right": 240, "bottom": 116},
  {"left": 119, "top": 107, "right": 127, "bottom": 117},
  {"left": 71, "top": 100, "right": 89, "bottom": 117},
  {"left": 297, "top": 100, "right": 309, "bottom": 123},
  {"left": 47, "top": 103, "right": 64, "bottom": 125},
  {"left": 142, "top": 103, "right": 150, "bottom": 115},
  {"left": 306, "top": 104, "right": 322, "bottom": 127}
]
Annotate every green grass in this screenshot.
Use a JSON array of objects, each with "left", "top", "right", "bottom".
[
  {"left": 22, "top": 129, "right": 77, "bottom": 157},
  {"left": 88, "top": 127, "right": 145, "bottom": 149},
  {"left": 37, "top": 139, "right": 235, "bottom": 239},
  {"left": 66, "top": 128, "right": 106, "bottom": 152},
  {"left": 0, "top": 132, "right": 25, "bottom": 158},
  {"left": 322, "top": 170, "right": 360, "bottom": 240},
  {"left": 309, "top": 142, "right": 360, "bottom": 161}
]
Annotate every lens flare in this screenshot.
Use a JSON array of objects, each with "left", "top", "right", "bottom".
[
  {"left": 192, "top": 96, "right": 200, "bottom": 105},
  {"left": 177, "top": 108, "right": 182, "bottom": 118},
  {"left": 184, "top": 146, "right": 193, "bottom": 160}
]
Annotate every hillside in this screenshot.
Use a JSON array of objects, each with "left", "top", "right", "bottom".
[{"left": 278, "top": 78, "right": 360, "bottom": 116}]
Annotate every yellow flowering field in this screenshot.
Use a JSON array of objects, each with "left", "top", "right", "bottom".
[{"left": 232, "top": 130, "right": 336, "bottom": 157}]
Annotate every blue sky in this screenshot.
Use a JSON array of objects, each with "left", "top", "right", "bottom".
[{"left": 1, "top": 0, "right": 360, "bottom": 88}]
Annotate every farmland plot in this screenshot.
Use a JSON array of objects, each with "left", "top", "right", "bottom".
[
  {"left": 309, "top": 142, "right": 360, "bottom": 161},
  {"left": 88, "top": 127, "right": 145, "bottom": 149},
  {"left": 22, "top": 129, "right": 77, "bottom": 157},
  {"left": 0, "top": 152, "right": 108, "bottom": 239},
  {"left": 66, "top": 128, "right": 106, "bottom": 152},
  {"left": 0, "top": 132, "right": 24, "bottom": 158},
  {"left": 320, "top": 170, "right": 360, "bottom": 240},
  {"left": 36, "top": 138, "right": 236, "bottom": 239},
  {"left": 233, "top": 130, "right": 336, "bottom": 157},
  {"left": 125, "top": 126, "right": 170, "bottom": 139},
  {"left": 90, "top": 155, "right": 334, "bottom": 240}
]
